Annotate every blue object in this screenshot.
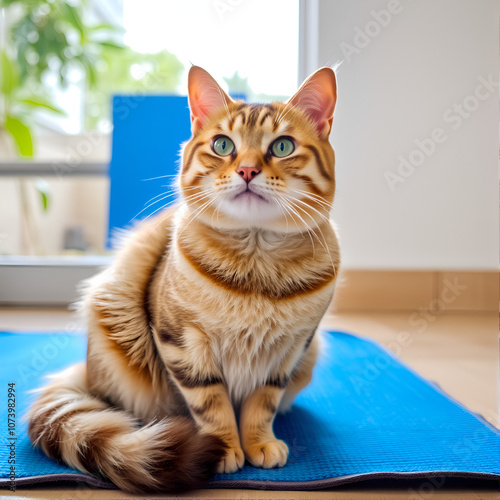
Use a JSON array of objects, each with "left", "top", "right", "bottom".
[
  {"left": 0, "top": 330, "right": 498, "bottom": 490},
  {"left": 108, "top": 95, "right": 192, "bottom": 246},
  {"left": 107, "top": 93, "right": 246, "bottom": 246}
]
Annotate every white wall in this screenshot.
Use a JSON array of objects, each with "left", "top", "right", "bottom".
[{"left": 304, "top": 0, "right": 499, "bottom": 270}]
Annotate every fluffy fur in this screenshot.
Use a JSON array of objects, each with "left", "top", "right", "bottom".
[{"left": 27, "top": 66, "right": 341, "bottom": 493}]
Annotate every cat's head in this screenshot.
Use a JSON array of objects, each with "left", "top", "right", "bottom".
[{"left": 180, "top": 66, "right": 337, "bottom": 233}]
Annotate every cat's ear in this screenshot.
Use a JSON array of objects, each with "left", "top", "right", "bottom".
[
  {"left": 188, "top": 66, "right": 233, "bottom": 133},
  {"left": 286, "top": 67, "right": 337, "bottom": 140}
]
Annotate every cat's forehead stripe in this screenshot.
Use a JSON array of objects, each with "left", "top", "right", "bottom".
[
  {"left": 246, "top": 105, "right": 264, "bottom": 129},
  {"left": 229, "top": 103, "right": 278, "bottom": 132}
]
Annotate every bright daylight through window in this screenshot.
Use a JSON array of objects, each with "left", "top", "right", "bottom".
[{"left": 0, "top": 0, "right": 299, "bottom": 258}]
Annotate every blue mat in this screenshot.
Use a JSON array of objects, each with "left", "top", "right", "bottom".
[{"left": 0, "top": 330, "right": 498, "bottom": 490}]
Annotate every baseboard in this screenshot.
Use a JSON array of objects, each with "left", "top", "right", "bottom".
[
  {"left": 1, "top": 259, "right": 498, "bottom": 312},
  {"left": 331, "top": 270, "right": 499, "bottom": 313}
]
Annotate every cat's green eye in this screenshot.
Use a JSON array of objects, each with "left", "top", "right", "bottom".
[
  {"left": 213, "top": 136, "right": 235, "bottom": 156},
  {"left": 271, "top": 137, "right": 295, "bottom": 158}
]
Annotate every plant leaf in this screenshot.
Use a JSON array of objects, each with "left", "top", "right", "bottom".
[
  {"left": 96, "top": 41, "right": 124, "bottom": 50},
  {"left": 0, "top": 50, "right": 19, "bottom": 96},
  {"left": 5, "top": 115, "right": 34, "bottom": 157},
  {"left": 60, "top": 3, "right": 84, "bottom": 36},
  {"left": 90, "top": 22, "right": 125, "bottom": 33},
  {"left": 78, "top": 54, "right": 97, "bottom": 88},
  {"left": 34, "top": 179, "right": 50, "bottom": 212},
  {"left": 19, "top": 97, "right": 67, "bottom": 115}
]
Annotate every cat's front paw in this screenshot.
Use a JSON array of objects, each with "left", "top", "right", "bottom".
[
  {"left": 217, "top": 445, "right": 245, "bottom": 474},
  {"left": 244, "top": 439, "right": 289, "bottom": 469}
]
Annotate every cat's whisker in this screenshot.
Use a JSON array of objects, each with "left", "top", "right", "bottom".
[
  {"left": 210, "top": 195, "right": 224, "bottom": 229},
  {"left": 131, "top": 192, "right": 181, "bottom": 222},
  {"left": 139, "top": 201, "right": 176, "bottom": 226},
  {"left": 178, "top": 192, "right": 218, "bottom": 237},
  {"left": 143, "top": 181, "right": 204, "bottom": 207},
  {"left": 141, "top": 173, "right": 179, "bottom": 182},
  {"left": 141, "top": 201, "right": 178, "bottom": 241},
  {"left": 278, "top": 197, "right": 317, "bottom": 256},
  {"left": 179, "top": 184, "right": 208, "bottom": 195},
  {"left": 143, "top": 206, "right": 177, "bottom": 240},
  {"left": 138, "top": 183, "right": 204, "bottom": 218},
  {"left": 286, "top": 200, "right": 336, "bottom": 274},
  {"left": 145, "top": 193, "right": 211, "bottom": 241},
  {"left": 289, "top": 188, "right": 332, "bottom": 210},
  {"left": 179, "top": 199, "right": 215, "bottom": 237},
  {"left": 288, "top": 200, "right": 324, "bottom": 262},
  {"left": 272, "top": 198, "right": 290, "bottom": 234},
  {"left": 133, "top": 187, "right": 213, "bottom": 224},
  {"left": 289, "top": 196, "right": 332, "bottom": 225},
  {"left": 144, "top": 190, "right": 172, "bottom": 206},
  {"left": 290, "top": 194, "right": 332, "bottom": 214},
  {"left": 141, "top": 189, "right": 215, "bottom": 228},
  {"left": 272, "top": 197, "right": 296, "bottom": 237},
  {"left": 284, "top": 196, "right": 333, "bottom": 268},
  {"left": 183, "top": 189, "right": 218, "bottom": 204}
]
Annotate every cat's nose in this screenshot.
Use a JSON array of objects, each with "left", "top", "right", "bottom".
[{"left": 236, "top": 166, "right": 261, "bottom": 184}]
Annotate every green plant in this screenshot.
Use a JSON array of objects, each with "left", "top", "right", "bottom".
[
  {"left": 0, "top": 0, "right": 125, "bottom": 157},
  {"left": 1, "top": 0, "right": 184, "bottom": 134},
  {"left": 0, "top": 0, "right": 183, "bottom": 254},
  {"left": 0, "top": 49, "right": 65, "bottom": 157},
  {"left": 0, "top": 0, "right": 125, "bottom": 254},
  {"left": 0, "top": 47, "right": 61, "bottom": 247},
  {"left": 3, "top": 0, "right": 124, "bottom": 89}
]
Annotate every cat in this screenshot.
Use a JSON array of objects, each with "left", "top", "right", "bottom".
[{"left": 27, "top": 65, "right": 340, "bottom": 493}]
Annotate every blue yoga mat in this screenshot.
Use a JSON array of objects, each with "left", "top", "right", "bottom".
[{"left": 0, "top": 330, "right": 498, "bottom": 490}]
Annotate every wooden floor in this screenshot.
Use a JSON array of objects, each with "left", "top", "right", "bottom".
[{"left": 1, "top": 308, "right": 498, "bottom": 499}]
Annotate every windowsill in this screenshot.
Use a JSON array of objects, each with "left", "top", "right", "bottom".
[
  {"left": 0, "top": 161, "right": 108, "bottom": 176},
  {"left": 0, "top": 255, "right": 113, "bottom": 266},
  {"left": 0, "top": 255, "right": 113, "bottom": 306},
  {"left": 0, "top": 132, "right": 111, "bottom": 165}
]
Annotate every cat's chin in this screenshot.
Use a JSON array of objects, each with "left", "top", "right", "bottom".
[
  {"left": 233, "top": 190, "right": 267, "bottom": 203},
  {"left": 217, "top": 193, "right": 282, "bottom": 225}
]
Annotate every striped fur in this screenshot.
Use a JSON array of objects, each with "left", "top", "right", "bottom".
[{"left": 27, "top": 66, "right": 340, "bottom": 492}]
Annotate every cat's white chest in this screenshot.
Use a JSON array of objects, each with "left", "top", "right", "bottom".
[
  {"left": 210, "top": 297, "right": 295, "bottom": 404},
  {"left": 218, "top": 335, "right": 282, "bottom": 404}
]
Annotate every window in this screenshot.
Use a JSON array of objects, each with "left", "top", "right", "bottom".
[{"left": 0, "top": 0, "right": 299, "bottom": 304}]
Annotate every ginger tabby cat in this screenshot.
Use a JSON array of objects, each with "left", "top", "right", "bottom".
[{"left": 27, "top": 66, "right": 340, "bottom": 493}]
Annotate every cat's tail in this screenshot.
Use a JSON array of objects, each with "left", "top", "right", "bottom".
[{"left": 26, "top": 362, "right": 225, "bottom": 493}]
